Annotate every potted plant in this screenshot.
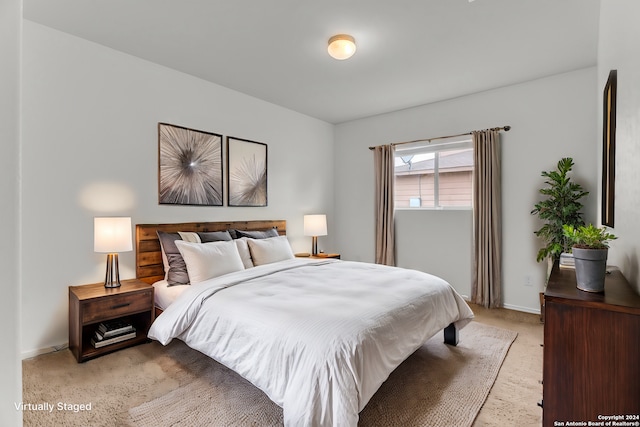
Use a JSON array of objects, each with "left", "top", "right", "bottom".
[
  {"left": 531, "top": 158, "right": 589, "bottom": 269},
  {"left": 563, "top": 224, "right": 617, "bottom": 293}
]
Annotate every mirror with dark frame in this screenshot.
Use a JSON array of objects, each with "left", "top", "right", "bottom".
[{"left": 602, "top": 69, "right": 617, "bottom": 228}]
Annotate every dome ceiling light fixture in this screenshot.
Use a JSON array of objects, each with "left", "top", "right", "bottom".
[{"left": 327, "top": 34, "right": 356, "bottom": 60}]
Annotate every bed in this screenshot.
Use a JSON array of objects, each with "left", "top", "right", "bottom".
[{"left": 136, "top": 220, "right": 474, "bottom": 427}]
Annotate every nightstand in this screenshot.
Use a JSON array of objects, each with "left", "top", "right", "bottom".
[
  {"left": 296, "top": 253, "right": 341, "bottom": 260},
  {"left": 69, "top": 278, "right": 154, "bottom": 362}
]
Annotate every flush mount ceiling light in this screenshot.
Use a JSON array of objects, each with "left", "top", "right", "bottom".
[{"left": 327, "top": 34, "right": 356, "bottom": 60}]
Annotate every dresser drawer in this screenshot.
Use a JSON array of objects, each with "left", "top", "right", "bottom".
[{"left": 82, "top": 290, "right": 152, "bottom": 324}]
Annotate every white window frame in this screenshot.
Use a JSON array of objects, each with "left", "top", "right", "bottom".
[{"left": 394, "top": 135, "right": 473, "bottom": 210}]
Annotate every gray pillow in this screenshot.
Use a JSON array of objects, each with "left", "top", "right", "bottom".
[
  {"left": 234, "top": 228, "right": 279, "bottom": 239},
  {"left": 157, "top": 231, "right": 190, "bottom": 286},
  {"left": 198, "top": 230, "right": 232, "bottom": 243}
]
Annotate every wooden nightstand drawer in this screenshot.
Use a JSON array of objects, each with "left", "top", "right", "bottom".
[{"left": 82, "top": 290, "right": 153, "bottom": 323}]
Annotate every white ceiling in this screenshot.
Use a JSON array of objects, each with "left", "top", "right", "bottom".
[{"left": 23, "top": 0, "right": 601, "bottom": 124}]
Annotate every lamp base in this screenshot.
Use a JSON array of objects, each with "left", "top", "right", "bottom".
[
  {"left": 104, "top": 253, "right": 122, "bottom": 288},
  {"left": 311, "top": 236, "right": 318, "bottom": 256}
]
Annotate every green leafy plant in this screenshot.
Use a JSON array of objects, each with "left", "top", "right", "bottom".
[
  {"left": 563, "top": 224, "right": 617, "bottom": 249},
  {"left": 531, "top": 157, "right": 589, "bottom": 262}
]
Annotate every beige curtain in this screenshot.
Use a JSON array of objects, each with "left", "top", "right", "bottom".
[
  {"left": 374, "top": 145, "right": 395, "bottom": 266},
  {"left": 471, "top": 129, "right": 502, "bottom": 308}
]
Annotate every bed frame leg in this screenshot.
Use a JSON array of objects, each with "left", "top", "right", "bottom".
[{"left": 444, "top": 323, "right": 459, "bottom": 346}]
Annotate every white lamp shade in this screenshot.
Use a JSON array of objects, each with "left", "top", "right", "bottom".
[
  {"left": 94, "top": 217, "right": 133, "bottom": 253},
  {"left": 328, "top": 34, "right": 356, "bottom": 60},
  {"left": 304, "top": 214, "right": 328, "bottom": 237}
]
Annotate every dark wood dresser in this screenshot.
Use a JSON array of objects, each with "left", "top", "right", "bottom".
[{"left": 543, "top": 263, "right": 640, "bottom": 426}]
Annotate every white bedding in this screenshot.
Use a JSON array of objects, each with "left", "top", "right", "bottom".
[
  {"left": 148, "top": 258, "right": 474, "bottom": 427},
  {"left": 152, "top": 280, "right": 188, "bottom": 310}
]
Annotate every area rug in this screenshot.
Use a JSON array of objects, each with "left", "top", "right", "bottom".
[{"left": 127, "top": 322, "right": 517, "bottom": 427}]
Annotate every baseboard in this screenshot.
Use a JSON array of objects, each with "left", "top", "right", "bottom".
[
  {"left": 463, "top": 296, "right": 541, "bottom": 315},
  {"left": 502, "top": 303, "right": 541, "bottom": 315},
  {"left": 22, "top": 342, "right": 68, "bottom": 360}
]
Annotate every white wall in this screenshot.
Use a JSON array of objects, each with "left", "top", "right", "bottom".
[
  {"left": 396, "top": 210, "right": 472, "bottom": 298},
  {"left": 1, "top": 0, "right": 23, "bottom": 423},
  {"left": 598, "top": 0, "right": 640, "bottom": 293},
  {"left": 21, "top": 21, "right": 335, "bottom": 357},
  {"left": 334, "top": 68, "right": 598, "bottom": 313}
]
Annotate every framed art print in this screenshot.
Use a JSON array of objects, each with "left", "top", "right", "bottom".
[
  {"left": 227, "top": 136, "right": 267, "bottom": 207},
  {"left": 158, "top": 123, "right": 223, "bottom": 206},
  {"left": 602, "top": 70, "right": 617, "bottom": 227}
]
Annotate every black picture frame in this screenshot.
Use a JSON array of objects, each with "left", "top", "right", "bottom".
[
  {"left": 158, "top": 123, "right": 223, "bottom": 206},
  {"left": 602, "top": 70, "right": 617, "bottom": 227},
  {"left": 227, "top": 136, "right": 268, "bottom": 207}
]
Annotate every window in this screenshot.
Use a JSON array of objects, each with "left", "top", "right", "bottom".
[{"left": 394, "top": 136, "right": 473, "bottom": 209}]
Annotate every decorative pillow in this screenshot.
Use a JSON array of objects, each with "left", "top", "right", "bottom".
[
  {"left": 198, "top": 230, "right": 233, "bottom": 243},
  {"left": 175, "top": 240, "right": 245, "bottom": 284},
  {"left": 234, "top": 228, "right": 279, "bottom": 239},
  {"left": 247, "top": 236, "right": 294, "bottom": 266},
  {"left": 178, "top": 231, "right": 201, "bottom": 243},
  {"left": 157, "top": 231, "right": 190, "bottom": 286},
  {"left": 235, "top": 237, "right": 254, "bottom": 269}
]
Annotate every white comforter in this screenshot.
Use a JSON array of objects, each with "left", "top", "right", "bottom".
[{"left": 148, "top": 259, "right": 474, "bottom": 427}]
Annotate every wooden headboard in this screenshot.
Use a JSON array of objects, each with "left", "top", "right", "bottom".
[{"left": 136, "top": 220, "right": 286, "bottom": 284}]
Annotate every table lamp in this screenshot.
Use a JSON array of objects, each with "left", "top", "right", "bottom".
[
  {"left": 304, "top": 214, "right": 327, "bottom": 256},
  {"left": 94, "top": 217, "right": 132, "bottom": 288}
]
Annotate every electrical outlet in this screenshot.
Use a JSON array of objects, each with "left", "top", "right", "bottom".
[{"left": 524, "top": 274, "right": 533, "bottom": 287}]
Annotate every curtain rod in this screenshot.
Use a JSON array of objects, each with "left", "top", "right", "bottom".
[{"left": 368, "top": 125, "right": 511, "bottom": 150}]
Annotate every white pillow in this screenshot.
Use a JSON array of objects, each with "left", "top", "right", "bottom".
[
  {"left": 247, "top": 236, "right": 294, "bottom": 266},
  {"left": 175, "top": 240, "right": 244, "bottom": 284},
  {"left": 235, "top": 237, "right": 254, "bottom": 269}
]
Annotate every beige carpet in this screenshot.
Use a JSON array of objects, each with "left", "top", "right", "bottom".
[
  {"left": 23, "top": 305, "right": 543, "bottom": 427},
  {"left": 468, "top": 306, "right": 543, "bottom": 427},
  {"left": 124, "top": 322, "right": 516, "bottom": 427}
]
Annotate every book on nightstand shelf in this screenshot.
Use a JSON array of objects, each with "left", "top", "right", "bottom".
[
  {"left": 91, "top": 328, "right": 137, "bottom": 348},
  {"left": 97, "top": 319, "right": 135, "bottom": 338},
  {"left": 92, "top": 318, "right": 137, "bottom": 348}
]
